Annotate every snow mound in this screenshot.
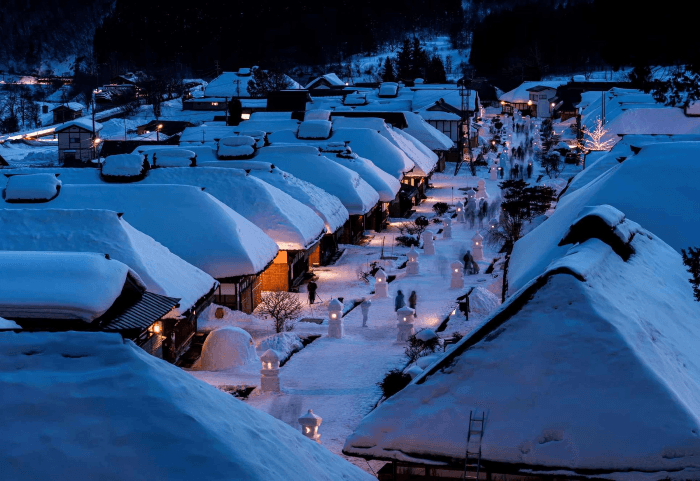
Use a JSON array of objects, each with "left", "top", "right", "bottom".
[
  {"left": 298, "top": 120, "right": 332, "bottom": 140},
  {"left": 0, "top": 317, "right": 20, "bottom": 330},
  {"left": 257, "top": 332, "right": 304, "bottom": 362},
  {"left": 198, "top": 303, "right": 259, "bottom": 332},
  {"left": 0, "top": 331, "right": 374, "bottom": 481},
  {"left": 379, "top": 82, "right": 399, "bottom": 97},
  {"left": 304, "top": 110, "right": 331, "bottom": 121},
  {"left": 468, "top": 287, "right": 500, "bottom": 316},
  {"left": 102, "top": 154, "right": 147, "bottom": 178},
  {"left": 198, "top": 326, "right": 258, "bottom": 370},
  {"left": 151, "top": 149, "right": 195, "bottom": 167},
  {"left": 415, "top": 329, "right": 437, "bottom": 342},
  {"left": 4, "top": 173, "right": 61, "bottom": 202}
]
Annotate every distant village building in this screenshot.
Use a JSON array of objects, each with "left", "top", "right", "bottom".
[
  {"left": 51, "top": 103, "right": 83, "bottom": 124},
  {"left": 499, "top": 81, "right": 563, "bottom": 117},
  {"left": 56, "top": 119, "right": 102, "bottom": 166},
  {"left": 305, "top": 73, "right": 346, "bottom": 90}
]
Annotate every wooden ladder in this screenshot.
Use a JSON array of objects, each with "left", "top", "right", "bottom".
[{"left": 462, "top": 411, "right": 485, "bottom": 480}]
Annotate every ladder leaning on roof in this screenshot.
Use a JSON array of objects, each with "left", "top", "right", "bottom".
[{"left": 462, "top": 411, "right": 485, "bottom": 480}]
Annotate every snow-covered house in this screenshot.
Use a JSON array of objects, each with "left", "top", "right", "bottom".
[
  {"left": 55, "top": 118, "right": 103, "bottom": 166},
  {"left": 51, "top": 103, "right": 83, "bottom": 124},
  {"left": 306, "top": 73, "right": 345, "bottom": 90},
  {"left": 0, "top": 174, "right": 279, "bottom": 314},
  {"left": 499, "top": 81, "right": 564, "bottom": 117},
  {"left": 0, "top": 330, "right": 375, "bottom": 481},
  {"left": 345, "top": 205, "right": 700, "bottom": 480},
  {"left": 0, "top": 209, "right": 218, "bottom": 361},
  {"left": 0, "top": 251, "right": 184, "bottom": 359},
  {"left": 203, "top": 68, "right": 302, "bottom": 99}
]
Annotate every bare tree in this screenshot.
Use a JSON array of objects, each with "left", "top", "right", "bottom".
[
  {"left": 257, "top": 291, "right": 304, "bottom": 333},
  {"left": 583, "top": 116, "right": 614, "bottom": 151}
]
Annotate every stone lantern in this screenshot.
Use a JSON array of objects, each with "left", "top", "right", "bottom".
[
  {"left": 490, "top": 164, "right": 498, "bottom": 181},
  {"left": 422, "top": 231, "right": 435, "bottom": 255},
  {"left": 476, "top": 179, "right": 487, "bottom": 199},
  {"left": 260, "top": 349, "right": 280, "bottom": 393},
  {"left": 327, "top": 298, "right": 344, "bottom": 339},
  {"left": 472, "top": 232, "right": 484, "bottom": 261},
  {"left": 396, "top": 306, "right": 415, "bottom": 342},
  {"left": 406, "top": 245, "right": 419, "bottom": 275},
  {"left": 455, "top": 204, "right": 466, "bottom": 223},
  {"left": 443, "top": 217, "right": 452, "bottom": 239},
  {"left": 450, "top": 261, "right": 464, "bottom": 289},
  {"left": 374, "top": 269, "right": 388, "bottom": 298},
  {"left": 298, "top": 409, "right": 322, "bottom": 443}
]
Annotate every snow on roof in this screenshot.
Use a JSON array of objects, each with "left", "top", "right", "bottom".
[
  {"left": 415, "top": 110, "right": 460, "bottom": 121},
  {"left": 306, "top": 73, "right": 345, "bottom": 89},
  {"left": 304, "top": 110, "right": 331, "bottom": 121},
  {"left": 250, "top": 112, "right": 291, "bottom": 121},
  {"left": 102, "top": 154, "right": 147, "bottom": 177},
  {"left": 239, "top": 163, "right": 348, "bottom": 234},
  {"left": 354, "top": 99, "right": 413, "bottom": 112},
  {"left": 499, "top": 81, "right": 564, "bottom": 104},
  {"left": 0, "top": 178, "right": 278, "bottom": 279},
  {"left": 0, "top": 209, "right": 217, "bottom": 318},
  {"left": 320, "top": 150, "right": 400, "bottom": 202},
  {"left": 0, "top": 317, "right": 20, "bottom": 330},
  {"left": 133, "top": 145, "right": 219, "bottom": 164},
  {"left": 402, "top": 111, "right": 454, "bottom": 151},
  {"left": 297, "top": 120, "right": 332, "bottom": 140},
  {"left": 0, "top": 331, "right": 375, "bottom": 481},
  {"left": 218, "top": 136, "right": 256, "bottom": 159},
  {"left": 0, "top": 251, "right": 142, "bottom": 322},
  {"left": 332, "top": 117, "right": 435, "bottom": 176},
  {"left": 4, "top": 173, "right": 61, "bottom": 202},
  {"left": 232, "top": 119, "right": 300, "bottom": 134},
  {"left": 510, "top": 141, "right": 700, "bottom": 293},
  {"left": 378, "top": 82, "right": 399, "bottom": 97},
  {"left": 135, "top": 168, "right": 325, "bottom": 251},
  {"left": 179, "top": 126, "right": 239, "bottom": 144},
  {"left": 578, "top": 88, "right": 662, "bottom": 133},
  {"left": 52, "top": 102, "right": 84, "bottom": 111},
  {"left": 204, "top": 71, "right": 301, "bottom": 97},
  {"left": 54, "top": 118, "right": 103, "bottom": 133},
  {"left": 204, "top": 145, "right": 379, "bottom": 215},
  {"left": 411, "top": 88, "right": 478, "bottom": 112},
  {"left": 603, "top": 107, "right": 700, "bottom": 141},
  {"left": 270, "top": 128, "right": 414, "bottom": 180},
  {"left": 345, "top": 212, "right": 700, "bottom": 477},
  {"left": 151, "top": 149, "right": 196, "bottom": 167}
]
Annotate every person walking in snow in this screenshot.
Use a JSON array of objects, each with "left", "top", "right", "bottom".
[
  {"left": 408, "top": 291, "right": 417, "bottom": 317},
  {"left": 394, "top": 290, "right": 405, "bottom": 312},
  {"left": 307, "top": 280, "right": 318, "bottom": 305},
  {"left": 527, "top": 162, "right": 533, "bottom": 179},
  {"left": 360, "top": 299, "right": 371, "bottom": 327},
  {"left": 463, "top": 251, "right": 473, "bottom": 274}
]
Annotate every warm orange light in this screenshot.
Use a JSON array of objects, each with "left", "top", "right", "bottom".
[
  {"left": 528, "top": 100, "right": 532, "bottom": 106},
  {"left": 241, "top": 113, "right": 251, "bottom": 120}
]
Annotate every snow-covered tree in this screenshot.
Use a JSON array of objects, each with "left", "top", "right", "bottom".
[
  {"left": 682, "top": 247, "right": 700, "bottom": 302},
  {"left": 258, "top": 291, "right": 303, "bottom": 333},
  {"left": 382, "top": 57, "right": 396, "bottom": 82},
  {"left": 247, "top": 68, "right": 292, "bottom": 98},
  {"left": 583, "top": 117, "right": 614, "bottom": 151},
  {"left": 653, "top": 66, "right": 700, "bottom": 108}
]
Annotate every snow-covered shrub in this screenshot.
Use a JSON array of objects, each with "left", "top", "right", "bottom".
[
  {"left": 377, "top": 368, "right": 411, "bottom": 400},
  {"left": 257, "top": 332, "right": 304, "bottom": 364},
  {"left": 432, "top": 202, "right": 449, "bottom": 216},
  {"left": 395, "top": 235, "right": 419, "bottom": 247},
  {"left": 404, "top": 328, "right": 440, "bottom": 363}
]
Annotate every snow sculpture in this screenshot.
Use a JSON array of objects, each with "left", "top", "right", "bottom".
[
  {"left": 472, "top": 232, "right": 484, "bottom": 261},
  {"left": 260, "top": 349, "right": 281, "bottom": 393},
  {"left": 396, "top": 306, "right": 415, "bottom": 342},
  {"left": 490, "top": 164, "right": 498, "bottom": 181},
  {"left": 406, "top": 246, "right": 419, "bottom": 275},
  {"left": 298, "top": 409, "right": 322, "bottom": 443},
  {"left": 450, "top": 261, "right": 464, "bottom": 289},
  {"left": 466, "top": 188, "right": 477, "bottom": 200},
  {"left": 199, "top": 327, "right": 258, "bottom": 371},
  {"left": 328, "top": 298, "right": 344, "bottom": 339},
  {"left": 476, "top": 179, "right": 487, "bottom": 199},
  {"left": 360, "top": 299, "right": 371, "bottom": 327},
  {"left": 489, "top": 218, "right": 498, "bottom": 230},
  {"left": 442, "top": 217, "right": 452, "bottom": 239},
  {"left": 422, "top": 232, "right": 435, "bottom": 255},
  {"left": 456, "top": 204, "right": 466, "bottom": 223},
  {"left": 374, "top": 269, "right": 389, "bottom": 298}
]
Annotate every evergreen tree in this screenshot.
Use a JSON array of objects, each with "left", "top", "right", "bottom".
[
  {"left": 426, "top": 55, "right": 447, "bottom": 83},
  {"left": 382, "top": 57, "right": 396, "bottom": 82},
  {"left": 410, "top": 37, "right": 429, "bottom": 79},
  {"left": 682, "top": 247, "right": 700, "bottom": 302},
  {"left": 396, "top": 38, "right": 412, "bottom": 81},
  {"left": 628, "top": 64, "right": 653, "bottom": 92},
  {"left": 247, "top": 68, "right": 292, "bottom": 98}
]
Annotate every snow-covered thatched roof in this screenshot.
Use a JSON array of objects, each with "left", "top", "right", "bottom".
[
  {"left": 401, "top": 111, "right": 454, "bottom": 151},
  {"left": 204, "top": 70, "right": 301, "bottom": 98},
  {"left": 510, "top": 142, "right": 700, "bottom": 293},
  {"left": 306, "top": 73, "right": 345, "bottom": 89},
  {"left": 499, "top": 81, "right": 563, "bottom": 104},
  {"left": 0, "top": 174, "right": 279, "bottom": 279},
  {"left": 0, "top": 331, "right": 375, "bottom": 481},
  {"left": 0, "top": 209, "right": 217, "bottom": 318},
  {"left": 345, "top": 206, "right": 700, "bottom": 479}
]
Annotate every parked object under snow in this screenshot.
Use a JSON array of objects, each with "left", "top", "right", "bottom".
[
  {"left": 4, "top": 173, "right": 61, "bottom": 202},
  {"left": 150, "top": 148, "right": 196, "bottom": 167},
  {"left": 298, "top": 120, "right": 332, "bottom": 140},
  {"left": 0, "top": 331, "right": 374, "bottom": 481},
  {"left": 102, "top": 154, "right": 148, "bottom": 180},
  {"left": 0, "top": 251, "right": 144, "bottom": 322},
  {"left": 0, "top": 209, "right": 217, "bottom": 319},
  {"left": 345, "top": 208, "right": 700, "bottom": 479},
  {"left": 218, "top": 135, "right": 256, "bottom": 159},
  {"left": 198, "top": 326, "right": 258, "bottom": 371}
]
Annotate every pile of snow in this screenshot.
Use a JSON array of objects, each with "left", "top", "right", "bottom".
[
  {"left": 297, "top": 120, "right": 332, "bottom": 140},
  {"left": 198, "top": 326, "right": 258, "bottom": 370},
  {"left": 237, "top": 130, "right": 266, "bottom": 148},
  {"left": 345, "top": 210, "right": 700, "bottom": 478},
  {"left": 198, "top": 303, "right": 259, "bottom": 332},
  {"left": 0, "top": 331, "right": 374, "bottom": 481},
  {"left": 133, "top": 145, "right": 220, "bottom": 164},
  {"left": 304, "top": 110, "right": 331, "bottom": 121},
  {"left": 14, "top": 150, "right": 57, "bottom": 166},
  {"left": 257, "top": 332, "right": 304, "bottom": 363},
  {"left": 102, "top": 154, "right": 147, "bottom": 178},
  {"left": 233, "top": 119, "right": 300, "bottom": 135},
  {"left": 0, "top": 209, "right": 217, "bottom": 318},
  {"left": 510, "top": 142, "right": 700, "bottom": 293},
  {"left": 4, "top": 173, "right": 61, "bottom": 201},
  {"left": 344, "top": 94, "right": 367, "bottom": 106},
  {"left": 0, "top": 317, "right": 20, "bottom": 330},
  {"left": 218, "top": 135, "right": 256, "bottom": 159},
  {"left": 179, "top": 126, "right": 239, "bottom": 147},
  {"left": 467, "top": 286, "right": 500, "bottom": 316},
  {"left": 151, "top": 149, "right": 195, "bottom": 167},
  {"left": 379, "top": 82, "right": 399, "bottom": 97},
  {"left": 250, "top": 112, "right": 291, "bottom": 121},
  {"left": 0, "top": 180, "right": 279, "bottom": 279},
  {"left": 0, "top": 251, "right": 143, "bottom": 322}
]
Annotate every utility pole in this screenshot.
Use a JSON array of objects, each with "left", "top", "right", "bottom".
[
  {"left": 224, "top": 96, "right": 229, "bottom": 125},
  {"left": 215, "top": 61, "right": 221, "bottom": 77}
]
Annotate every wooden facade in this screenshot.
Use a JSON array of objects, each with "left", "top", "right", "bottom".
[
  {"left": 52, "top": 105, "right": 82, "bottom": 124},
  {"left": 57, "top": 125, "right": 96, "bottom": 164},
  {"left": 215, "top": 274, "right": 263, "bottom": 314}
]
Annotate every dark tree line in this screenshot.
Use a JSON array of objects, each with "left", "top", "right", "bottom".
[
  {"left": 382, "top": 38, "right": 447, "bottom": 83},
  {"left": 94, "top": 0, "right": 462, "bottom": 75}
]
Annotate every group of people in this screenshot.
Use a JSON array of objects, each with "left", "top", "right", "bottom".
[
  {"left": 463, "top": 251, "right": 480, "bottom": 276},
  {"left": 394, "top": 290, "right": 418, "bottom": 316},
  {"left": 462, "top": 196, "right": 489, "bottom": 229}
]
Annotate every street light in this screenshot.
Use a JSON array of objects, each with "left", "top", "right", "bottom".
[{"left": 156, "top": 124, "right": 163, "bottom": 142}]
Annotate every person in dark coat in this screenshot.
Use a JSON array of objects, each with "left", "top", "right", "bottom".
[
  {"left": 527, "top": 162, "right": 533, "bottom": 178},
  {"left": 408, "top": 291, "right": 417, "bottom": 317},
  {"left": 457, "top": 292, "right": 470, "bottom": 320},
  {"left": 463, "top": 251, "right": 473, "bottom": 274},
  {"left": 394, "top": 290, "right": 405, "bottom": 312},
  {"left": 307, "top": 280, "right": 318, "bottom": 304}
]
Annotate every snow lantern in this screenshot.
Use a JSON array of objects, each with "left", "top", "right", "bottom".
[
  {"left": 456, "top": 204, "right": 466, "bottom": 223},
  {"left": 451, "top": 261, "right": 464, "bottom": 289},
  {"left": 422, "top": 231, "right": 435, "bottom": 255},
  {"left": 476, "top": 179, "right": 487, "bottom": 199},
  {"left": 406, "top": 245, "right": 419, "bottom": 275},
  {"left": 374, "top": 269, "right": 389, "bottom": 298},
  {"left": 466, "top": 188, "right": 476, "bottom": 200},
  {"left": 199, "top": 327, "right": 258, "bottom": 371},
  {"left": 443, "top": 217, "right": 452, "bottom": 239},
  {"left": 260, "top": 349, "right": 280, "bottom": 393},
  {"left": 489, "top": 218, "right": 498, "bottom": 230},
  {"left": 298, "top": 409, "right": 322, "bottom": 443},
  {"left": 396, "top": 306, "right": 415, "bottom": 342},
  {"left": 328, "top": 298, "right": 344, "bottom": 339},
  {"left": 472, "top": 232, "right": 484, "bottom": 261},
  {"left": 490, "top": 164, "right": 498, "bottom": 181}
]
